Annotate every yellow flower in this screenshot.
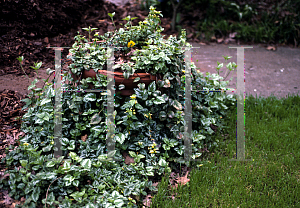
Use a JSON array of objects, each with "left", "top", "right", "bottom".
[
  {"left": 144, "top": 114, "right": 148, "bottom": 118},
  {"left": 197, "top": 70, "right": 201, "bottom": 73},
  {"left": 50, "top": 141, "right": 54, "bottom": 145},
  {"left": 130, "top": 94, "right": 136, "bottom": 99},
  {"left": 199, "top": 164, "right": 203, "bottom": 167},
  {"left": 150, "top": 150, "right": 154, "bottom": 154},
  {"left": 23, "top": 142, "right": 29, "bottom": 146},
  {"left": 182, "top": 70, "right": 185, "bottom": 73},
  {"left": 128, "top": 197, "right": 133, "bottom": 201},
  {"left": 127, "top": 40, "right": 135, "bottom": 48}
]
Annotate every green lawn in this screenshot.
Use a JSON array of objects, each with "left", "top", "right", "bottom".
[{"left": 150, "top": 93, "right": 300, "bottom": 207}]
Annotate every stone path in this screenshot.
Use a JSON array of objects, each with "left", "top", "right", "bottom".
[{"left": 191, "top": 42, "right": 300, "bottom": 99}]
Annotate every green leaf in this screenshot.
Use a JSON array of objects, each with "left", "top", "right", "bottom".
[
  {"left": 107, "top": 150, "right": 116, "bottom": 158},
  {"left": 134, "top": 122, "right": 144, "bottom": 129},
  {"left": 159, "top": 52, "right": 165, "bottom": 58},
  {"left": 123, "top": 71, "right": 130, "bottom": 79},
  {"left": 114, "top": 199, "right": 124, "bottom": 207},
  {"left": 128, "top": 151, "right": 136, "bottom": 158},
  {"left": 90, "top": 113, "right": 102, "bottom": 125},
  {"left": 20, "top": 160, "right": 28, "bottom": 167},
  {"left": 144, "top": 59, "right": 151, "bottom": 65},
  {"left": 83, "top": 93, "right": 97, "bottom": 102},
  {"left": 108, "top": 12, "right": 115, "bottom": 18},
  {"left": 133, "top": 77, "right": 140, "bottom": 82},
  {"left": 122, "top": 16, "right": 130, "bottom": 21},
  {"left": 60, "top": 138, "right": 68, "bottom": 147},
  {"left": 135, "top": 103, "right": 143, "bottom": 109},
  {"left": 116, "top": 133, "right": 125, "bottom": 144},
  {"left": 172, "top": 99, "right": 182, "bottom": 110},
  {"left": 153, "top": 96, "right": 165, "bottom": 105},
  {"left": 151, "top": 55, "right": 160, "bottom": 60},
  {"left": 69, "top": 152, "right": 77, "bottom": 160},
  {"left": 130, "top": 100, "right": 136, "bottom": 106},
  {"left": 146, "top": 100, "right": 153, "bottom": 106},
  {"left": 28, "top": 84, "right": 36, "bottom": 91},
  {"left": 148, "top": 81, "right": 156, "bottom": 92},
  {"left": 138, "top": 83, "right": 145, "bottom": 90},
  {"left": 158, "top": 158, "right": 167, "bottom": 166},
  {"left": 64, "top": 174, "right": 75, "bottom": 182},
  {"left": 46, "top": 161, "right": 55, "bottom": 168},
  {"left": 32, "top": 188, "right": 40, "bottom": 202},
  {"left": 17, "top": 56, "right": 24, "bottom": 62},
  {"left": 81, "top": 159, "right": 91, "bottom": 170},
  {"left": 159, "top": 111, "right": 167, "bottom": 121},
  {"left": 40, "top": 98, "right": 51, "bottom": 105},
  {"left": 73, "top": 180, "right": 80, "bottom": 187},
  {"left": 168, "top": 111, "right": 175, "bottom": 118},
  {"left": 32, "top": 165, "right": 40, "bottom": 171},
  {"left": 119, "top": 84, "right": 125, "bottom": 90},
  {"left": 63, "top": 160, "right": 71, "bottom": 170},
  {"left": 124, "top": 188, "right": 131, "bottom": 196},
  {"left": 42, "top": 145, "right": 52, "bottom": 152}
]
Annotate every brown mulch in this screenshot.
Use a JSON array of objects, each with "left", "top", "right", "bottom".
[
  {"left": 0, "top": 0, "right": 184, "bottom": 78},
  {"left": 0, "top": 89, "right": 27, "bottom": 166}
]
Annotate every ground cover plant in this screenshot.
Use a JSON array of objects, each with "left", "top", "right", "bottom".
[
  {"left": 146, "top": 0, "right": 300, "bottom": 46},
  {"left": 150, "top": 93, "right": 300, "bottom": 207},
  {"left": 0, "top": 6, "right": 238, "bottom": 208}
]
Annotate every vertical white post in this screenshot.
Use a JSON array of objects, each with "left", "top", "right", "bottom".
[{"left": 228, "top": 46, "right": 253, "bottom": 161}]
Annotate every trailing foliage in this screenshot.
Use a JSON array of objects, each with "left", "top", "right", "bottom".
[{"left": 0, "top": 6, "right": 237, "bottom": 207}]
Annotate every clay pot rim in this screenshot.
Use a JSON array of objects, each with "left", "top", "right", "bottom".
[{"left": 97, "top": 69, "right": 156, "bottom": 78}]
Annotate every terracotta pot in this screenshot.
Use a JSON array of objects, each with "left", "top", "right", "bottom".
[
  {"left": 68, "top": 41, "right": 165, "bottom": 96},
  {"left": 81, "top": 69, "right": 158, "bottom": 96}
]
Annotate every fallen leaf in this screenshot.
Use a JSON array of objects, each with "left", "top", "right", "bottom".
[
  {"left": 122, "top": 151, "right": 135, "bottom": 165},
  {"left": 224, "top": 38, "right": 235, "bottom": 44},
  {"left": 187, "top": 33, "right": 194, "bottom": 39},
  {"left": 217, "top": 38, "right": 224, "bottom": 43},
  {"left": 229, "top": 32, "right": 237, "bottom": 39},
  {"left": 174, "top": 171, "right": 190, "bottom": 189},
  {"left": 266, "top": 46, "right": 276, "bottom": 51},
  {"left": 142, "top": 194, "right": 152, "bottom": 208},
  {"left": 81, "top": 134, "right": 87, "bottom": 142},
  {"left": 44, "top": 37, "right": 49, "bottom": 43}
]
